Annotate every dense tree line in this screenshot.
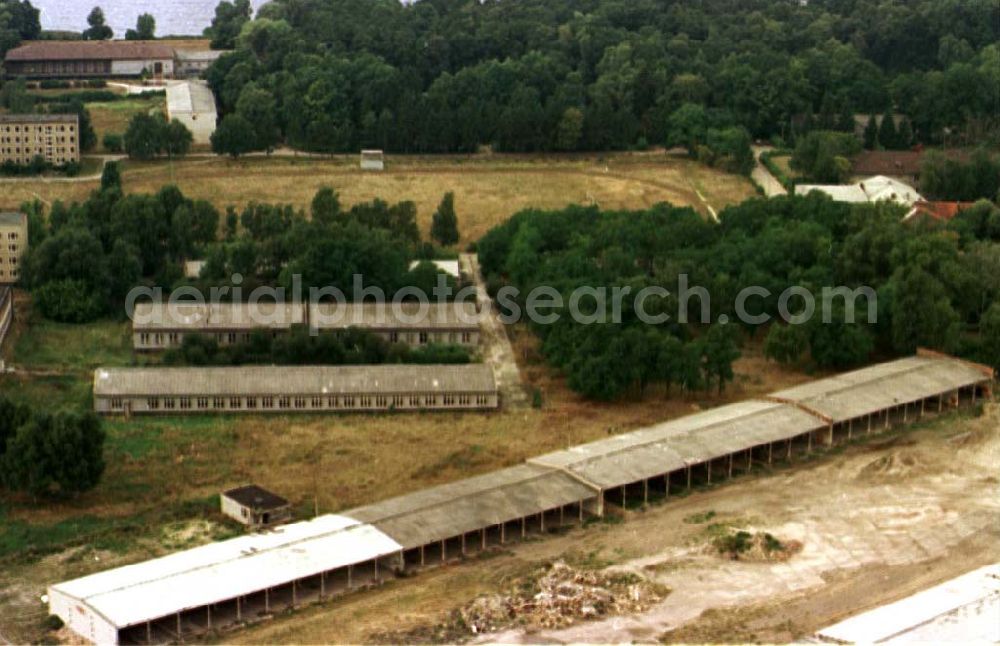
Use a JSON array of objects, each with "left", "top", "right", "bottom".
[
  {"left": 0, "top": 397, "right": 105, "bottom": 498},
  {"left": 20, "top": 166, "right": 458, "bottom": 322},
  {"left": 123, "top": 113, "right": 194, "bottom": 161},
  {"left": 921, "top": 150, "right": 1000, "bottom": 203},
  {"left": 22, "top": 163, "right": 220, "bottom": 321},
  {"left": 204, "top": 0, "right": 999, "bottom": 155},
  {"left": 791, "top": 131, "right": 862, "bottom": 183},
  {"left": 0, "top": 0, "right": 39, "bottom": 56},
  {"left": 163, "top": 327, "right": 472, "bottom": 367},
  {"left": 196, "top": 186, "right": 457, "bottom": 298},
  {"left": 478, "top": 195, "right": 1000, "bottom": 400}
]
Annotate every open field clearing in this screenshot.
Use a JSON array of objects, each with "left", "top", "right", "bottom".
[
  {"left": 87, "top": 95, "right": 166, "bottom": 152},
  {"left": 0, "top": 153, "right": 755, "bottom": 246}
]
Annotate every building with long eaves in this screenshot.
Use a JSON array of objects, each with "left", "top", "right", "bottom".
[{"left": 92, "top": 364, "right": 499, "bottom": 415}]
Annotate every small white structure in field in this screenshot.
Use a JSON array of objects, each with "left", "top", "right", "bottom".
[
  {"left": 221, "top": 484, "right": 292, "bottom": 528},
  {"left": 360, "top": 149, "right": 385, "bottom": 171},
  {"left": 408, "top": 259, "right": 461, "bottom": 280}
]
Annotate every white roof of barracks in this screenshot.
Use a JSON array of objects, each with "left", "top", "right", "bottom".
[
  {"left": 49, "top": 515, "right": 401, "bottom": 629},
  {"left": 816, "top": 563, "right": 1000, "bottom": 643}
]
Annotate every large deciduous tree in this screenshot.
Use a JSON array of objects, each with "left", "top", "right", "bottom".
[
  {"left": 3, "top": 410, "right": 106, "bottom": 497},
  {"left": 126, "top": 13, "right": 155, "bottom": 40},
  {"left": 211, "top": 114, "right": 256, "bottom": 158}
]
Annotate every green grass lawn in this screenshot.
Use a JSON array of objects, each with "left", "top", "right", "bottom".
[
  {"left": 11, "top": 318, "right": 133, "bottom": 372},
  {"left": 0, "top": 412, "right": 242, "bottom": 565}
]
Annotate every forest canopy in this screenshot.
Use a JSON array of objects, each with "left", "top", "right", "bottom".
[
  {"left": 206, "top": 0, "right": 999, "bottom": 154},
  {"left": 478, "top": 195, "right": 1000, "bottom": 400}
]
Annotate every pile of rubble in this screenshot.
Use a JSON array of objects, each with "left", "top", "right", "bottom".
[{"left": 458, "top": 560, "right": 666, "bottom": 634}]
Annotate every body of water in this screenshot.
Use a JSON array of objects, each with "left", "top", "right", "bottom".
[{"left": 31, "top": 0, "right": 267, "bottom": 38}]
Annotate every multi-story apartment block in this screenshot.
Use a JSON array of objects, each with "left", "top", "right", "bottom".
[
  {"left": 0, "top": 114, "right": 80, "bottom": 166},
  {"left": 0, "top": 212, "right": 27, "bottom": 284}
]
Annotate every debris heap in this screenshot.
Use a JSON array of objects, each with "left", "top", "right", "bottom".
[{"left": 459, "top": 560, "right": 666, "bottom": 634}]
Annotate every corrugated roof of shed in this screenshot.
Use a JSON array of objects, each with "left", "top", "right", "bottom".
[
  {"left": 528, "top": 401, "right": 825, "bottom": 489},
  {"left": 93, "top": 364, "right": 497, "bottom": 397},
  {"left": 132, "top": 301, "right": 480, "bottom": 331},
  {"left": 771, "top": 355, "right": 991, "bottom": 423},
  {"left": 344, "top": 464, "right": 598, "bottom": 549},
  {"left": 310, "top": 301, "right": 480, "bottom": 331},
  {"left": 50, "top": 514, "right": 401, "bottom": 629},
  {"left": 132, "top": 301, "right": 303, "bottom": 331}
]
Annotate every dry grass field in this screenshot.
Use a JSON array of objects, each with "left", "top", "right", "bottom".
[{"left": 1, "top": 152, "right": 755, "bottom": 246}]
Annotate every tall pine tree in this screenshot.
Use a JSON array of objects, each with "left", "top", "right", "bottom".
[
  {"left": 431, "top": 192, "right": 460, "bottom": 246},
  {"left": 863, "top": 115, "right": 879, "bottom": 149},
  {"left": 878, "top": 111, "right": 899, "bottom": 150}
]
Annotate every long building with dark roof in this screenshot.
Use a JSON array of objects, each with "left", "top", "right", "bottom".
[
  {"left": 93, "top": 364, "right": 499, "bottom": 415},
  {"left": 4, "top": 40, "right": 177, "bottom": 78},
  {"left": 131, "top": 301, "right": 481, "bottom": 350}
]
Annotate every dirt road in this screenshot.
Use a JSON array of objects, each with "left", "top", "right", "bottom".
[
  {"left": 461, "top": 253, "right": 528, "bottom": 408},
  {"left": 752, "top": 145, "right": 788, "bottom": 197}
]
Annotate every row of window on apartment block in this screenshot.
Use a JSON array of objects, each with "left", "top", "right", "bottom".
[
  {"left": 1, "top": 125, "right": 76, "bottom": 133},
  {"left": 2, "top": 146, "right": 76, "bottom": 155},
  {"left": 111, "top": 393, "right": 493, "bottom": 411},
  {"left": 2, "top": 156, "right": 74, "bottom": 165},
  {"left": 1, "top": 136, "right": 76, "bottom": 144}
]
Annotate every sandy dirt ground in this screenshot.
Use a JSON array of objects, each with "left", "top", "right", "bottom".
[
  {"left": 227, "top": 404, "right": 1000, "bottom": 644},
  {"left": 461, "top": 252, "right": 528, "bottom": 408},
  {"left": 751, "top": 145, "right": 787, "bottom": 198}
]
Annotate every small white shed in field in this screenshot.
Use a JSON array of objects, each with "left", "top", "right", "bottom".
[{"left": 360, "top": 149, "right": 385, "bottom": 171}]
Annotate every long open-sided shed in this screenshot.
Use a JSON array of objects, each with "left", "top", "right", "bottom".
[
  {"left": 93, "top": 364, "right": 498, "bottom": 415},
  {"left": 770, "top": 351, "right": 993, "bottom": 445},
  {"left": 530, "top": 400, "right": 828, "bottom": 511},
  {"left": 49, "top": 515, "right": 403, "bottom": 645},
  {"left": 346, "top": 464, "right": 600, "bottom": 566}
]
